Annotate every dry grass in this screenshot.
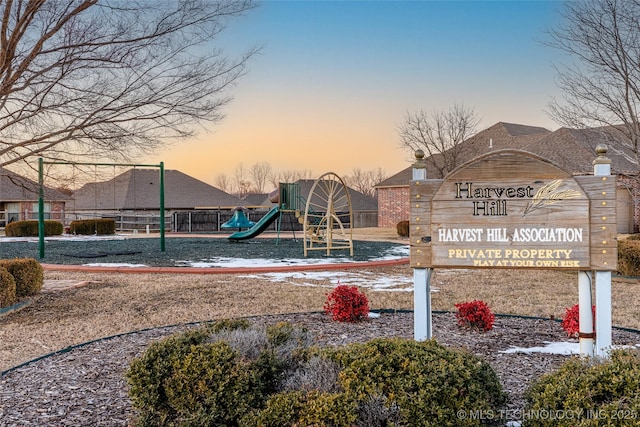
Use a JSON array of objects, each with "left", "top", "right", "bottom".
[{"left": 1, "top": 228, "right": 640, "bottom": 372}]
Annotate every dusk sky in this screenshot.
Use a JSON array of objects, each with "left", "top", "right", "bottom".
[{"left": 148, "top": 0, "right": 566, "bottom": 189}]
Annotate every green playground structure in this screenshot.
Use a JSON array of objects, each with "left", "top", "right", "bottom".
[
  {"left": 227, "top": 183, "right": 302, "bottom": 241},
  {"left": 227, "top": 174, "right": 354, "bottom": 257},
  {"left": 227, "top": 206, "right": 281, "bottom": 240}
]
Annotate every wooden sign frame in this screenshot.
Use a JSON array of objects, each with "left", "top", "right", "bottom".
[{"left": 410, "top": 150, "right": 617, "bottom": 271}]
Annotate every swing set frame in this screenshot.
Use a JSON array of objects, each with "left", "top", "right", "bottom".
[{"left": 37, "top": 157, "right": 166, "bottom": 258}]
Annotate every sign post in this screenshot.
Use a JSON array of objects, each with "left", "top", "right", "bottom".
[
  {"left": 409, "top": 147, "right": 617, "bottom": 356},
  {"left": 593, "top": 145, "right": 613, "bottom": 356},
  {"left": 412, "top": 150, "right": 432, "bottom": 341}
]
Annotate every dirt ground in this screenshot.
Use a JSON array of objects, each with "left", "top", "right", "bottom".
[{"left": 1, "top": 227, "right": 639, "bottom": 372}]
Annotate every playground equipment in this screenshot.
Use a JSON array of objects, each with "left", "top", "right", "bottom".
[
  {"left": 227, "top": 206, "right": 280, "bottom": 240},
  {"left": 228, "top": 174, "right": 354, "bottom": 258},
  {"left": 37, "top": 158, "right": 166, "bottom": 258},
  {"left": 303, "top": 172, "right": 353, "bottom": 256},
  {"left": 221, "top": 207, "right": 255, "bottom": 231},
  {"left": 227, "top": 183, "right": 301, "bottom": 241}
]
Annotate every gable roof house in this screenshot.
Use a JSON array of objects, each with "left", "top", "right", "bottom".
[
  {"left": 0, "top": 167, "right": 71, "bottom": 226},
  {"left": 376, "top": 122, "right": 639, "bottom": 233},
  {"left": 73, "top": 168, "right": 245, "bottom": 211},
  {"left": 71, "top": 168, "right": 246, "bottom": 231}
]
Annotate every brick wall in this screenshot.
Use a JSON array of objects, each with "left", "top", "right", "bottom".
[{"left": 377, "top": 187, "right": 409, "bottom": 227}]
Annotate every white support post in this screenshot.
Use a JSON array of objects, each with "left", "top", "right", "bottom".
[
  {"left": 578, "top": 271, "right": 594, "bottom": 356},
  {"left": 595, "top": 271, "right": 612, "bottom": 356},
  {"left": 593, "top": 144, "right": 612, "bottom": 357},
  {"left": 412, "top": 149, "right": 432, "bottom": 341},
  {"left": 413, "top": 268, "right": 432, "bottom": 341}
]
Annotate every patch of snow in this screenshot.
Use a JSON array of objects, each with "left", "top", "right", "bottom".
[
  {"left": 368, "top": 245, "right": 410, "bottom": 261},
  {"left": 175, "top": 256, "right": 361, "bottom": 268},
  {"left": 238, "top": 270, "right": 413, "bottom": 292},
  {"left": 500, "top": 341, "right": 579, "bottom": 355}
]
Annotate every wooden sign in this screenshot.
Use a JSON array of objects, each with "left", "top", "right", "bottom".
[{"left": 410, "top": 150, "right": 617, "bottom": 270}]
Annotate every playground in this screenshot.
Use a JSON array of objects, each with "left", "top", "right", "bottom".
[{"left": 0, "top": 234, "right": 405, "bottom": 267}]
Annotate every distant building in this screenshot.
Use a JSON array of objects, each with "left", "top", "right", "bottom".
[
  {"left": 71, "top": 168, "right": 245, "bottom": 231},
  {"left": 0, "top": 167, "right": 71, "bottom": 226},
  {"left": 376, "top": 122, "right": 639, "bottom": 233},
  {"left": 241, "top": 193, "right": 275, "bottom": 208}
]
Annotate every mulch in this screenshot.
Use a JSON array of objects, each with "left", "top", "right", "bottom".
[{"left": 2, "top": 311, "right": 640, "bottom": 426}]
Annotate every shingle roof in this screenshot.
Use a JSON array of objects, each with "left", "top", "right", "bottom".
[
  {"left": 0, "top": 167, "right": 71, "bottom": 202},
  {"left": 242, "top": 193, "right": 274, "bottom": 207},
  {"left": 72, "top": 169, "right": 245, "bottom": 210},
  {"left": 295, "top": 179, "right": 378, "bottom": 211},
  {"left": 376, "top": 122, "right": 638, "bottom": 188},
  {"left": 376, "top": 122, "right": 552, "bottom": 187}
]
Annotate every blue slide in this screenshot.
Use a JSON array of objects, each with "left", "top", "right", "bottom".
[{"left": 227, "top": 206, "right": 281, "bottom": 241}]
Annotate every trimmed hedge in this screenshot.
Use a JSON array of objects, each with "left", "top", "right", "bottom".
[
  {"left": 127, "top": 321, "right": 506, "bottom": 427},
  {"left": 0, "top": 267, "right": 17, "bottom": 308},
  {"left": 4, "top": 220, "right": 63, "bottom": 237},
  {"left": 127, "top": 320, "right": 309, "bottom": 427},
  {"left": 69, "top": 218, "right": 116, "bottom": 235},
  {"left": 0, "top": 258, "right": 44, "bottom": 297},
  {"left": 524, "top": 349, "right": 640, "bottom": 427}
]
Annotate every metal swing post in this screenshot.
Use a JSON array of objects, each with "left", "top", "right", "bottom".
[
  {"left": 38, "top": 158, "right": 45, "bottom": 259},
  {"left": 160, "top": 162, "right": 165, "bottom": 252}
]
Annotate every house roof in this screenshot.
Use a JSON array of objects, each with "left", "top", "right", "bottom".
[
  {"left": 242, "top": 193, "right": 274, "bottom": 207},
  {"left": 72, "top": 169, "right": 245, "bottom": 210},
  {"left": 295, "top": 179, "right": 377, "bottom": 211},
  {"left": 376, "top": 122, "right": 638, "bottom": 188},
  {"left": 0, "top": 167, "right": 71, "bottom": 202}
]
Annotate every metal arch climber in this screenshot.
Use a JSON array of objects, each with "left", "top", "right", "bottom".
[{"left": 302, "top": 172, "right": 354, "bottom": 256}]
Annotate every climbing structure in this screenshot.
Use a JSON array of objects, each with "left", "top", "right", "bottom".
[{"left": 303, "top": 172, "right": 353, "bottom": 256}]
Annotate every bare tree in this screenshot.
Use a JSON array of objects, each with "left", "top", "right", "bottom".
[
  {"left": 249, "top": 161, "right": 272, "bottom": 193},
  {"left": 343, "top": 167, "right": 387, "bottom": 198},
  {"left": 269, "top": 169, "right": 313, "bottom": 189},
  {"left": 398, "top": 103, "right": 479, "bottom": 177},
  {"left": 0, "top": 0, "right": 258, "bottom": 168},
  {"left": 233, "top": 163, "right": 250, "bottom": 196},
  {"left": 214, "top": 173, "right": 231, "bottom": 192},
  {"left": 546, "top": 0, "right": 640, "bottom": 165}
]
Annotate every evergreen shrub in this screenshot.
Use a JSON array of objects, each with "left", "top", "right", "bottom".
[
  {"left": 0, "top": 258, "right": 44, "bottom": 297},
  {"left": 0, "top": 267, "right": 17, "bottom": 308},
  {"left": 127, "top": 322, "right": 506, "bottom": 427},
  {"left": 617, "top": 239, "right": 640, "bottom": 276},
  {"left": 69, "top": 218, "right": 116, "bottom": 235},
  {"left": 126, "top": 320, "right": 312, "bottom": 427},
  {"left": 396, "top": 220, "right": 409, "bottom": 237},
  {"left": 249, "top": 338, "right": 506, "bottom": 426},
  {"left": 319, "top": 338, "right": 506, "bottom": 426},
  {"left": 4, "top": 220, "right": 63, "bottom": 237},
  {"left": 524, "top": 349, "right": 640, "bottom": 427}
]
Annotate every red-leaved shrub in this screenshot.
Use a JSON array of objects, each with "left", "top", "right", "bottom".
[
  {"left": 561, "top": 303, "right": 595, "bottom": 338},
  {"left": 454, "top": 300, "right": 495, "bottom": 332},
  {"left": 323, "top": 284, "right": 369, "bottom": 322}
]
